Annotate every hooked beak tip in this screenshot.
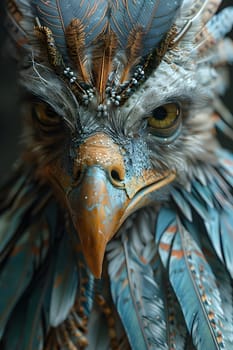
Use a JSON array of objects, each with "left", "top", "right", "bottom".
[{"left": 79, "top": 233, "right": 108, "bottom": 279}]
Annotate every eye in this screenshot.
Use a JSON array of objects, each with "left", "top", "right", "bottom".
[
  {"left": 33, "top": 103, "right": 61, "bottom": 127},
  {"left": 147, "top": 103, "right": 181, "bottom": 138}
]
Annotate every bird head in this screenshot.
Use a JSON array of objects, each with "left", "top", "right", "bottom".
[{"left": 6, "top": 0, "right": 232, "bottom": 277}]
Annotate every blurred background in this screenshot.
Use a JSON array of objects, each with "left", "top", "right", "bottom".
[{"left": 0, "top": 1, "right": 233, "bottom": 180}]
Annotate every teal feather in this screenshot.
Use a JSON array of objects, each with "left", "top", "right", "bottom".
[
  {"left": 107, "top": 236, "right": 151, "bottom": 350},
  {"left": 192, "top": 180, "right": 214, "bottom": 208},
  {"left": 1, "top": 263, "right": 51, "bottom": 350},
  {"left": 108, "top": 213, "right": 170, "bottom": 350},
  {"left": 0, "top": 218, "right": 50, "bottom": 339},
  {"left": 48, "top": 231, "right": 78, "bottom": 327},
  {"left": 155, "top": 207, "right": 176, "bottom": 244},
  {"left": 32, "top": 0, "right": 182, "bottom": 58},
  {"left": 156, "top": 212, "right": 177, "bottom": 270},
  {"left": 171, "top": 188, "right": 193, "bottom": 221},
  {"left": 167, "top": 221, "right": 229, "bottom": 350},
  {"left": 153, "top": 259, "right": 188, "bottom": 350},
  {"left": 109, "top": 0, "right": 182, "bottom": 56},
  {"left": 0, "top": 183, "right": 36, "bottom": 256},
  {"left": 181, "top": 189, "right": 209, "bottom": 221}
]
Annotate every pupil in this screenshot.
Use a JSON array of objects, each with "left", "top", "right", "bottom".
[{"left": 153, "top": 106, "right": 167, "bottom": 120}]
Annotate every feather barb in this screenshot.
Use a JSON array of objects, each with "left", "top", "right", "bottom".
[
  {"left": 65, "top": 19, "right": 91, "bottom": 84},
  {"left": 92, "top": 27, "right": 118, "bottom": 102},
  {"left": 120, "top": 26, "right": 144, "bottom": 83}
]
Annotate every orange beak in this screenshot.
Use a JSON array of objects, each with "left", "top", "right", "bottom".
[{"left": 67, "top": 133, "right": 176, "bottom": 278}]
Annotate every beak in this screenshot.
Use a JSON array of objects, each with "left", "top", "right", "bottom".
[
  {"left": 67, "top": 133, "right": 176, "bottom": 278},
  {"left": 68, "top": 166, "right": 128, "bottom": 278}
]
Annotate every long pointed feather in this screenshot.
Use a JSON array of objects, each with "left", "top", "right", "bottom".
[
  {"left": 108, "top": 210, "right": 170, "bottom": 350},
  {"left": 168, "top": 221, "right": 228, "bottom": 349},
  {"left": 65, "top": 19, "right": 90, "bottom": 84},
  {"left": 49, "top": 232, "right": 78, "bottom": 327}
]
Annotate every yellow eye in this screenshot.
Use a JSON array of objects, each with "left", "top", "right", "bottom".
[
  {"left": 148, "top": 103, "right": 181, "bottom": 136},
  {"left": 33, "top": 103, "right": 60, "bottom": 126}
]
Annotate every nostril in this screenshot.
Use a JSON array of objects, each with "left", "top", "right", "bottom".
[
  {"left": 111, "top": 169, "right": 121, "bottom": 182},
  {"left": 109, "top": 168, "right": 125, "bottom": 188}
]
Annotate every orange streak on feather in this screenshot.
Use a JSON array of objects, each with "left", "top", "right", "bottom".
[
  {"left": 121, "top": 26, "right": 145, "bottom": 83},
  {"left": 65, "top": 19, "right": 91, "bottom": 84},
  {"left": 167, "top": 225, "right": 177, "bottom": 233},
  {"left": 171, "top": 250, "right": 185, "bottom": 259},
  {"left": 92, "top": 27, "right": 118, "bottom": 101},
  {"left": 159, "top": 242, "right": 171, "bottom": 252}
]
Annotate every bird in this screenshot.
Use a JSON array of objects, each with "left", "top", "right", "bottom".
[{"left": 1, "top": 0, "right": 233, "bottom": 349}]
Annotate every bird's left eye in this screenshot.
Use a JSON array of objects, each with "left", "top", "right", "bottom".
[
  {"left": 147, "top": 103, "right": 181, "bottom": 138},
  {"left": 33, "top": 103, "right": 61, "bottom": 127}
]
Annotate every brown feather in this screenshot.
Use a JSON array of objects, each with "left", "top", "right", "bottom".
[
  {"left": 120, "top": 26, "right": 145, "bottom": 83},
  {"left": 65, "top": 19, "right": 90, "bottom": 84},
  {"left": 34, "top": 24, "right": 64, "bottom": 69},
  {"left": 92, "top": 28, "right": 118, "bottom": 102}
]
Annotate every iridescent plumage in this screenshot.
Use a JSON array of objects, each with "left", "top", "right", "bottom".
[{"left": 1, "top": 0, "right": 233, "bottom": 349}]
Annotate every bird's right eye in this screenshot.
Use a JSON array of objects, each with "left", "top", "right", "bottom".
[
  {"left": 33, "top": 103, "right": 61, "bottom": 127},
  {"left": 147, "top": 102, "right": 181, "bottom": 140}
]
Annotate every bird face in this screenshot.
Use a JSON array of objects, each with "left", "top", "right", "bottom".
[
  {"left": 10, "top": 0, "right": 225, "bottom": 278},
  {"left": 22, "top": 58, "right": 217, "bottom": 278}
]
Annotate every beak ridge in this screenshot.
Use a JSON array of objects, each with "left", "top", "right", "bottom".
[{"left": 69, "top": 166, "right": 127, "bottom": 278}]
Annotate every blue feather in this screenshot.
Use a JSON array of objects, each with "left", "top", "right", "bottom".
[
  {"left": 108, "top": 212, "right": 171, "bottom": 350},
  {"left": 0, "top": 218, "right": 50, "bottom": 339},
  {"left": 33, "top": 0, "right": 108, "bottom": 56},
  {"left": 109, "top": 0, "right": 182, "bottom": 56},
  {"left": 0, "top": 183, "right": 36, "bottom": 256},
  {"left": 156, "top": 209, "right": 177, "bottom": 270},
  {"left": 155, "top": 207, "right": 176, "bottom": 244},
  {"left": 49, "top": 231, "right": 78, "bottom": 327},
  {"left": 192, "top": 180, "right": 214, "bottom": 209},
  {"left": 171, "top": 188, "right": 192, "bottom": 221},
  {"left": 33, "top": 0, "right": 182, "bottom": 59},
  {"left": 2, "top": 268, "right": 50, "bottom": 350},
  {"left": 167, "top": 221, "right": 229, "bottom": 349},
  {"left": 181, "top": 189, "right": 209, "bottom": 221}
]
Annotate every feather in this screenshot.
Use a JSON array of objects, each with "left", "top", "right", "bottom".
[
  {"left": 167, "top": 220, "right": 230, "bottom": 349},
  {"left": 194, "top": 7, "right": 233, "bottom": 54},
  {"left": 161, "top": 272, "right": 188, "bottom": 350},
  {"left": 5, "top": 0, "right": 29, "bottom": 50},
  {"left": 0, "top": 218, "right": 50, "bottom": 339},
  {"left": 171, "top": 188, "right": 193, "bottom": 221},
  {"left": 192, "top": 180, "right": 214, "bottom": 208},
  {"left": 33, "top": 0, "right": 109, "bottom": 57},
  {"left": 156, "top": 209, "right": 178, "bottom": 270},
  {"left": 49, "top": 231, "right": 78, "bottom": 327},
  {"left": 1, "top": 284, "right": 45, "bottom": 350},
  {"left": 120, "top": 26, "right": 145, "bottom": 83},
  {"left": 92, "top": 27, "right": 118, "bottom": 101},
  {"left": 181, "top": 189, "right": 209, "bottom": 221},
  {"left": 110, "top": 0, "right": 182, "bottom": 57},
  {"left": 65, "top": 19, "right": 90, "bottom": 84},
  {"left": 108, "top": 211, "right": 170, "bottom": 350},
  {"left": 108, "top": 236, "right": 167, "bottom": 350},
  {"left": 184, "top": 216, "right": 233, "bottom": 348}
]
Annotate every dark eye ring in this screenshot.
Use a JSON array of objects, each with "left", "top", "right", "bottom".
[{"left": 147, "top": 103, "right": 181, "bottom": 138}]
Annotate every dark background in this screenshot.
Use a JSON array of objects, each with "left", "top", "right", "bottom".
[{"left": 0, "top": 1, "right": 233, "bottom": 180}]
